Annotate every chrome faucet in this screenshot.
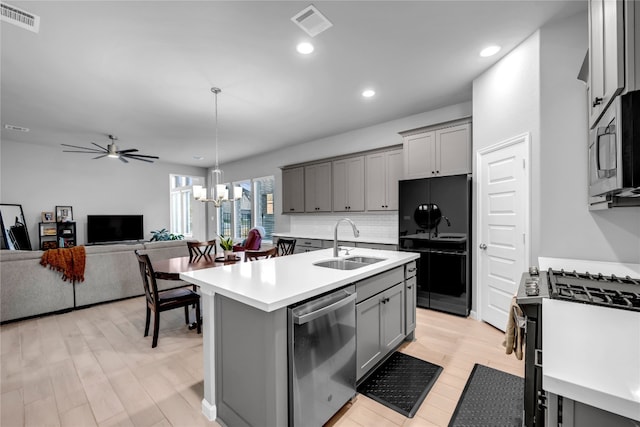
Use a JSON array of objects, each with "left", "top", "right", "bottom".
[{"left": 333, "top": 218, "right": 359, "bottom": 257}]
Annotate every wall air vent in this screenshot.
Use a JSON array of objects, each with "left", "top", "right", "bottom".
[
  {"left": 1, "top": 2, "right": 40, "bottom": 33},
  {"left": 291, "top": 5, "right": 332, "bottom": 37}
]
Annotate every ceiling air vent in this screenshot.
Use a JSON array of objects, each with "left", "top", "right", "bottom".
[
  {"left": 291, "top": 5, "right": 332, "bottom": 37},
  {"left": 1, "top": 2, "right": 40, "bottom": 33},
  {"left": 4, "top": 124, "right": 29, "bottom": 132}
]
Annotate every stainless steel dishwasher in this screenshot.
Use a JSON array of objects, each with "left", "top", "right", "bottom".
[{"left": 288, "top": 285, "right": 357, "bottom": 427}]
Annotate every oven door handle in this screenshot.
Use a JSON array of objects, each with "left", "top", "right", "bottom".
[{"left": 534, "top": 349, "right": 543, "bottom": 368}]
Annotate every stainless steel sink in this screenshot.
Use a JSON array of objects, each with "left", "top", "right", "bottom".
[
  {"left": 314, "top": 256, "right": 386, "bottom": 270},
  {"left": 313, "top": 259, "right": 368, "bottom": 270},
  {"left": 345, "top": 256, "right": 385, "bottom": 265}
]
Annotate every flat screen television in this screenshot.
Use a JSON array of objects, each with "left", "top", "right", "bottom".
[{"left": 87, "top": 215, "right": 144, "bottom": 244}]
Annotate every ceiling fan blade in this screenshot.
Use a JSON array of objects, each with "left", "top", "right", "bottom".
[
  {"left": 92, "top": 154, "right": 108, "bottom": 160},
  {"left": 124, "top": 155, "right": 155, "bottom": 163},
  {"left": 91, "top": 142, "right": 108, "bottom": 151},
  {"left": 117, "top": 148, "right": 139, "bottom": 154},
  {"left": 119, "top": 156, "right": 129, "bottom": 163},
  {"left": 61, "top": 143, "right": 104, "bottom": 152},
  {"left": 63, "top": 149, "right": 105, "bottom": 154},
  {"left": 125, "top": 154, "right": 159, "bottom": 159}
]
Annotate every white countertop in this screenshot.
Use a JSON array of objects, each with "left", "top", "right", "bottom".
[
  {"left": 272, "top": 232, "right": 398, "bottom": 245},
  {"left": 180, "top": 247, "right": 419, "bottom": 312},
  {"left": 542, "top": 299, "right": 640, "bottom": 421}
]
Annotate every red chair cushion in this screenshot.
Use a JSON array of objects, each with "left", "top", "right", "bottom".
[{"left": 232, "top": 229, "right": 262, "bottom": 252}]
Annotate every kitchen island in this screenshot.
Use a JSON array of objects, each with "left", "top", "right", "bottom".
[{"left": 180, "top": 247, "right": 419, "bottom": 427}]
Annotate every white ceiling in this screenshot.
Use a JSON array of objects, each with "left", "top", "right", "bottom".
[{"left": 1, "top": 0, "right": 586, "bottom": 168}]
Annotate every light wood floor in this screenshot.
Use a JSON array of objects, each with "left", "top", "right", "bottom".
[{"left": 1, "top": 297, "right": 523, "bottom": 427}]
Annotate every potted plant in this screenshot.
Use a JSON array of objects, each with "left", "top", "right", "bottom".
[
  {"left": 150, "top": 228, "right": 184, "bottom": 241},
  {"left": 219, "top": 236, "right": 234, "bottom": 260}
]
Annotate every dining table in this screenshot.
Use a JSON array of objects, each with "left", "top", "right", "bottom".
[{"left": 152, "top": 254, "right": 241, "bottom": 281}]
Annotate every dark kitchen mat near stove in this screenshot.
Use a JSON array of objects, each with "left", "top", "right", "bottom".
[
  {"left": 448, "top": 364, "right": 524, "bottom": 427},
  {"left": 357, "top": 351, "right": 442, "bottom": 418}
]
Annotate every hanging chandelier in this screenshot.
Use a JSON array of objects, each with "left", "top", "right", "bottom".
[{"left": 193, "top": 87, "right": 241, "bottom": 207}]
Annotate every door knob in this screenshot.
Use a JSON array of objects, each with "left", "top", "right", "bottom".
[{"left": 479, "top": 243, "right": 487, "bottom": 250}]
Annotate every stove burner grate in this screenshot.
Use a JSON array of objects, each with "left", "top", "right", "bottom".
[{"left": 549, "top": 269, "right": 640, "bottom": 312}]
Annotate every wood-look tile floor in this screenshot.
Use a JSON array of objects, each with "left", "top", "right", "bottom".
[{"left": 1, "top": 296, "right": 523, "bottom": 427}]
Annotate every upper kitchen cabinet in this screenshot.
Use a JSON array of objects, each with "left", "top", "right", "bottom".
[
  {"left": 588, "top": 0, "right": 640, "bottom": 128},
  {"left": 366, "top": 149, "right": 403, "bottom": 211},
  {"left": 588, "top": 0, "right": 624, "bottom": 127},
  {"left": 333, "top": 156, "right": 365, "bottom": 212},
  {"left": 403, "top": 121, "right": 471, "bottom": 179},
  {"left": 305, "top": 162, "right": 332, "bottom": 212},
  {"left": 282, "top": 167, "right": 304, "bottom": 213}
]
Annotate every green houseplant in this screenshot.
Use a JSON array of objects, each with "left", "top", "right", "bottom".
[
  {"left": 219, "top": 235, "right": 234, "bottom": 259},
  {"left": 150, "top": 228, "right": 184, "bottom": 242}
]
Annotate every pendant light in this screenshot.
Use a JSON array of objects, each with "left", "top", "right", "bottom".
[{"left": 193, "top": 87, "right": 242, "bottom": 207}]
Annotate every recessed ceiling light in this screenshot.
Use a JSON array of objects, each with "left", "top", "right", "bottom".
[
  {"left": 362, "top": 89, "right": 376, "bottom": 98},
  {"left": 480, "top": 45, "right": 501, "bottom": 57},
  {"left": 296, "top": 42, "right": 314, "bottom": 55}
]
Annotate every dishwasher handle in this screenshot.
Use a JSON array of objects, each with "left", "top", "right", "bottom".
[{"left": 293, "top": 292, "right": 356, "bottom": 325}]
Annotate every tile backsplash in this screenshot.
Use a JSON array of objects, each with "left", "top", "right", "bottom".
[{"left": 289, "top": 212, "right": 398, "bottom": 240}]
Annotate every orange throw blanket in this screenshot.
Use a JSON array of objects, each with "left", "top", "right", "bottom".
[{"left": 40, "top": 246, "right": 86, "bottom": 283}]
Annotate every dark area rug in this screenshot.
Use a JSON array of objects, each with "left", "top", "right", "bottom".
[
  {"left": 448, "top": 364, "right": 524, "bottom": 427},
  {"left": 357, "top": 351, "right": 443, "bottom": 418}
]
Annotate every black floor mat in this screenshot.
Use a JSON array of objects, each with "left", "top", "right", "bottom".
[
  {"left": 357, "top": 352, "right": 443, "bottom": 418},
  {"left": 448, "top": 364, "right": 524, "bottom": 427}
]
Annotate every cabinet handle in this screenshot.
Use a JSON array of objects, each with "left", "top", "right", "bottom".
[
  {"left": 436, "top": 170, "right": 439, "bottom": 174},
  {"left": 592, "top": 97, "right": 603, "bottom": 107},
  {"left": 407, "top": 285, "right": 412, "bottom": 289}
]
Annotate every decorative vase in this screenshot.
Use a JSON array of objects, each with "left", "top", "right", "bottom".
[{"left": 224, "top": 250, "right": 234, "bottom": 260}]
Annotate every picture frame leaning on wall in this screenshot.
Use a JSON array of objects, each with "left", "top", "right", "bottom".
[{"left": 55, "top": 206, "right": 73, "bottom": 222}]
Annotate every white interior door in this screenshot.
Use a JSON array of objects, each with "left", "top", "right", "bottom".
[{"left": 477, "top": 134, "right": 530, "bottom": 331}]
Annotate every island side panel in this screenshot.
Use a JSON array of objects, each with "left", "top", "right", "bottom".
[{"left": 215, "top": 294, "right": 288, "bottom": 427}]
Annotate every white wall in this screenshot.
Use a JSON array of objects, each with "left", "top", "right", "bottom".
[
  {"left": 539, "top": 12, "right": 640, "bottom": 263},
  {"left": 219, "top": 101, "right": 472, "bottom": 236},
  {"left": 0, "top": 139, "right": 207, "bottom": 249},
  {"left": 473, "top": 29, "right": 541, "bottom": 263},
  {"left": 473, "top": 10, "right": 640, "bottom": 274}
]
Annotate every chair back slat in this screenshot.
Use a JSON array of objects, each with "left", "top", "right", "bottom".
[
  {"left": 244, "top": 246, "right": 278, "bottom": 262},
  {"left": 188, "top": 239, "right": 217, "bottom": 259},
  {"left": 135, "top": 250, "right": 160, "bottom": 306},
  {"left": 276, "top": 238, "right": 296, "bottom": 256}
]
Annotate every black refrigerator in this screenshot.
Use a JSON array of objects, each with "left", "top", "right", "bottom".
[{"left": 398, "top": 174, "right": 471, "bottom": 316}]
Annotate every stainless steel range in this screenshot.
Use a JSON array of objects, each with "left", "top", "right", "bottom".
[{"left": 517, "top": 262, "right": 640, "bottom": 427}]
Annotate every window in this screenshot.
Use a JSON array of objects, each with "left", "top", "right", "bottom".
[
  {"left": 216, "top": 175, "right": 275, "bottom": 241},
  {"left": 170, "top": 174, "right": 204, "bottom": 238}
]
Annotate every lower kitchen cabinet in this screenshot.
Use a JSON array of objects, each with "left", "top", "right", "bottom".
[
  {"left": 356, "top": 282, "right": 405, "bottom": 380},
  {"left": 405, "top": 276, "right": 417, "bottom": 334}
]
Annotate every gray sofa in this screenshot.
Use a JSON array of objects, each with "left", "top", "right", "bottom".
[{"left": 0, "top": 240, "right": 189, "bottom": 323}]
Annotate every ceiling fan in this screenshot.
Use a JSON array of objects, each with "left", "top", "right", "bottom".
[{"left": 62, "top": 135, "right": 159, "bottom": 163}]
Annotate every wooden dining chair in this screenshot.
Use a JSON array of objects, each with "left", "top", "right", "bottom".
[
  {"left": 276, "top": 238, "right": 296, "bottom": 256},
  {"left": 134, "top": 250, "right": 201, "bottom": 348},
  {"left": 187, "top": 239, "right": 216, "bottom": 258},
  {"left": 244, "top": 246, "right": 278, "bottom": 262}
]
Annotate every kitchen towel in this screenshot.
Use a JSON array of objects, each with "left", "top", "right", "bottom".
[{"left": 503, "top": 295, "right": 524, "bottom": 360}]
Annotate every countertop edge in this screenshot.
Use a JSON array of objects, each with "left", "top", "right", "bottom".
[{"left": 180, "top": 249, "right": 419, "bottom": 312}]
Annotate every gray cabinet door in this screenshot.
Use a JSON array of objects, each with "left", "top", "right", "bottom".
[
  {"left": 305, "top": 162, "right": 332, "bottom": 212},
  {"left": 435, "top": 123, "right": 471, "bottom": 176},
  {"left": 405, "top": 276, "right": 417, "bottom": 334},
  {"left": 282, "top": 167, "right": 304, "bottom": 213},
  {"left": 356, "top": 295, "right": 383, "bottom": 380},
  {"left": 333, "top": 156, "right": 364, "bottom": 212},
  {"left": 366, "top": 149, "right": 403, "bottom": 211},
  {"left": 588, "top": 0, "right": 624, "bottom": 127},
  {"left": 381, "top": 283, "right": 405, "bottom": 352}
]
